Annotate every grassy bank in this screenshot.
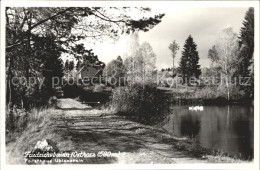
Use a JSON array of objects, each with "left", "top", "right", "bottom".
[
  {"left": 158, "top": 86, "right": 253, "bottom": 105},
  {"left": 6, "top": 107, "right": 74, "bottom": 164},
  {"left": 171, "top": 136, "right": 247, "bottom": 163}
]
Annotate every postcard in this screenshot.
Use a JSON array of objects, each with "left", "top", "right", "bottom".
[{"left": 1, "top": 0, "right": 259, "bottom": 170}]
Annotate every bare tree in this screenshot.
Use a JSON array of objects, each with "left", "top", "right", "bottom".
[
  {"left": 168, "top": 40, "right": 179, "bottom": 74},
  {"left": 139, "top": 42, "right": 156, "bottom": 83},
  {"left": 124, "top": 36, "right": 156, "bottom": 84},
  {"left": 215, "top": 27, "right": 239, "bottom": 100}
]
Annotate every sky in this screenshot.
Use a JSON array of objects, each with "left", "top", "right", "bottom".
[{"left": 64, "top": 7, "right": 248, "bottom": 69}]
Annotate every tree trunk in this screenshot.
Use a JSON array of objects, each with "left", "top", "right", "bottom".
[
  {"left": 226, "top": 75, "right": 230, "bottom": 101},
  {"left": 7, "top": 75, "right": 15, "bottom": 132},
  {"left": 173, "top": 57, "right": 175, "bottom": 76}
]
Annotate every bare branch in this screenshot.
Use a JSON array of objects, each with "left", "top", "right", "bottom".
[
  {"left": 6, "top": 7, "right": 73, "bottom": 51},
  {"left": 92, "top": 9, "right": 126, "bottom": 24}
]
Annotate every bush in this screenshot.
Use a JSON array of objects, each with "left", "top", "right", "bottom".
[
  {"left": 194, "top": 86, "right": 219, "bottom": 99},
  {"left": 110, "top": 83, "right": 167, "bottom": 125},
  {"left": 169, "top": 86, "right": 196, "bottom": 99},
  {"left": 62, "top": 80, "right": 83, "bottom": 98},
  {"left": 79, "top": 86, "right": 111, "bottom": 106}
]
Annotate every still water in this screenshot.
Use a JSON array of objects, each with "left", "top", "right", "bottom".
[{"left": 162, "top": 105, "right": 254, "bottom": 159}]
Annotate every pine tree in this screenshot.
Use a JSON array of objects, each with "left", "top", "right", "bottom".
[
  {"left": 238, "top": 7, "right": 254, "bottom": 77},
  {"left": 117, "top": 56, "right": 123, "bottom": 63},
  {"left": 179, "top": 35, "right": 201, "bottom": 83},
  {"left": 237, "top": 7, "right": 254, "bottom": 97}
]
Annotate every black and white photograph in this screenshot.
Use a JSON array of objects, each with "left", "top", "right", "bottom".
[{"left": 0, "top": 0, "right": 259, "bottom": 169}]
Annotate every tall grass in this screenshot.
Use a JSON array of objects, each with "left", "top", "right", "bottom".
[
  {"left": 205, "top": 154, "right": 243, "bottom": 163},
  {"left": 6, "top": 106, "right": 52, "bottom": 142},
  {"left": 6, "top": 107, "right": 75, "bottom": 164},
  {"left": 160, "top": 85, "right": 251, "bottom": 105},
  {"left": 6, "top": 107, "right": 51, "bottom": 163}
]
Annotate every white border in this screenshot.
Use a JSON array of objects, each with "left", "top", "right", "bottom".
[{"left": 1, "top": 1, "right": 259, "bottom": 170}]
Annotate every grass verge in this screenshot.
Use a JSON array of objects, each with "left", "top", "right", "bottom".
[{"left": 6, "top": 107, "right": 74, "bottom": 164}]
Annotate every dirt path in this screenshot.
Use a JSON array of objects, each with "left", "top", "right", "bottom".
[{"left": 51, "top": 98, "right": 208, "bottom": 164}]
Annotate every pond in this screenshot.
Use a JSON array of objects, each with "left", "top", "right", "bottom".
[{"left": 161, "top": 105, "right": 254, "bottom": 160}]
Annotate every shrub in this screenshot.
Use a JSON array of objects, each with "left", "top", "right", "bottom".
[
  {"left": 194, "top": 86, "right": 219, "bottom": 99},
  {"left": 62, "top": 80, "right": 83, "bottom": 98},
  {"left": 169, "top": 86, "right": 196, "bottom": 99},
  {"left": 79, "top": 86, "right": 111, "bottom": 106},
  {"left": 110, "top": 83, "right": 167, "bottom": 125}
]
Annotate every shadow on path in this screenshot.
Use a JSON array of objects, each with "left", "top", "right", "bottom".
[{"left": 51, "top": 99, "right": 208, "bottom": 164}]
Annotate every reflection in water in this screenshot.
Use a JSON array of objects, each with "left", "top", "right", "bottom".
[
  {"left": 162, "top": 105, "right": 254, "bottom": 160},
  {"left": 180, "top": 112, "right": 201, "bottom": 138}
]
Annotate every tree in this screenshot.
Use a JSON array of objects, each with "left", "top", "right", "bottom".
[
  {"left": 64, "top": 60, "right": 70, "bottom": 72},
  {"left": 41, "top": 36, "right": 64, "bottom": 97},
  {"left": 123, "top": 33, "right": 140, "bottom": 83},
  {"left": 237, "top": 7, "right": 254, "bottom": 77},
  {"left": 208, "top": 45, "right": 222, "bottom": 80},
  {"left": 117, "top": 55, "right": 123, "bottom": 63},
  {"left": 168, "top": 40, "right": 179, "bottom": 74},
  {"left": 124, "top": 57, "right": 134, "bottom": 82},
  {"left": 6, "top": 7, "right": 165, "bottom": 133},
  {"left": 104, "top": 56, "right": 126, "bottom": 86},
  {"left": 25, "top": 34, "right": 64, "bottom": 107},
  {"left": 179, "top": 35, "right": 201, "bottom": 83},
  {"left": 76, "top": 60, "right": 83, "bottom": 71},
  {"left": 6, "top": 7, "right": 165, "bottom": 52},
  {"left": 214, "top": 27, "right": 239, "bottom": 100},
  {"left": 124, "top": 38, "right": 156, "bottom": 84},
  {"left": 69, "top": 61, "right": 75, "bottom": 71},
  {"left": 125, "top": 32, "right": 141, "bottom": 57},
  {"left": 208, "top": 45, "right": 219, "bottom": 67},
  {"left": 138, "top": 42, "right": 157, "bottom": 83},
  {"left": 237, "top": 8, "right": 254, "bottom": 98}
]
